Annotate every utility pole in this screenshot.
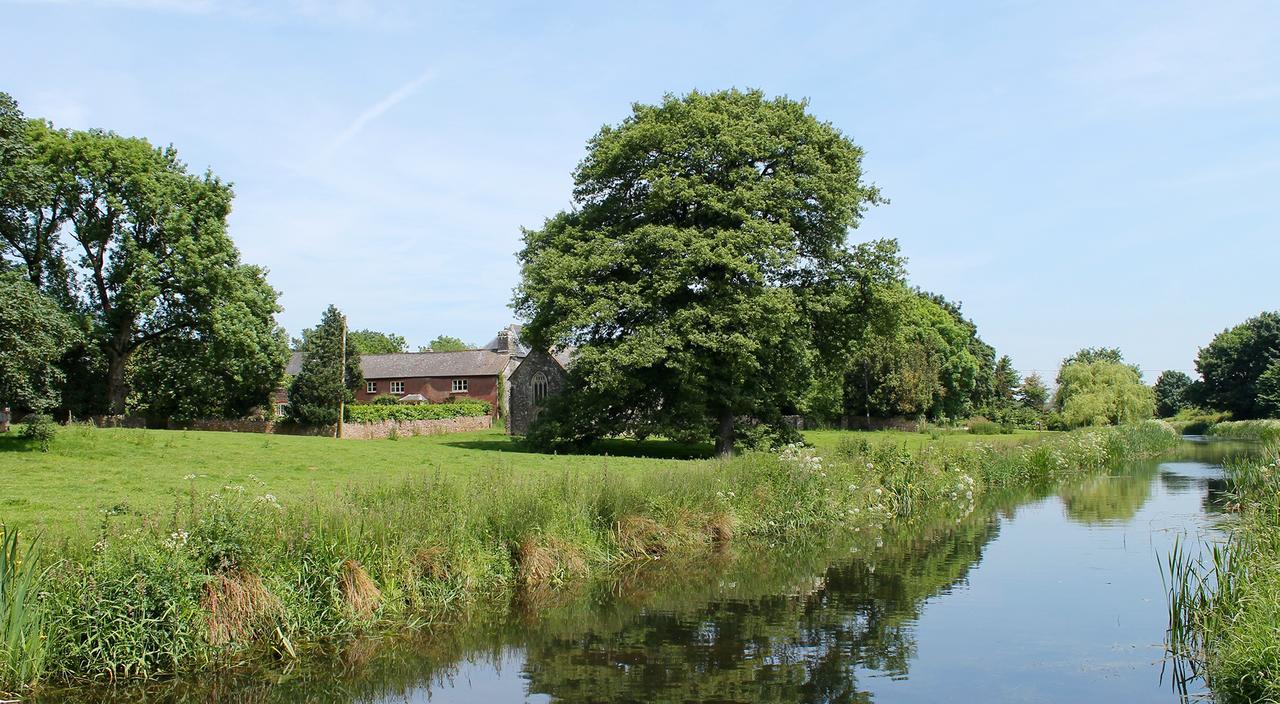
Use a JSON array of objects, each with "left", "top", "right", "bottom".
[{"left": 337, "top": 315, "right": 346, "bottom": 439}]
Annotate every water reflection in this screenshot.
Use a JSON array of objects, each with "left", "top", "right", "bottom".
[{"left": 39, "top": 444, "right": 1239, "bottom": 704}]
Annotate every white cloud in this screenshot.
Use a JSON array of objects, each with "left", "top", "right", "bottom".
[{"left": 317, "top": 68, "right": 436, "bottom": 158}]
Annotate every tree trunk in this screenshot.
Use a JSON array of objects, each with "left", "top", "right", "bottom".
[
  {"left": 106, "top": 345, "right": 131, "bottom": 416},
  {"left": 714, "top": 410, "right": 735, "bottom": 458}
]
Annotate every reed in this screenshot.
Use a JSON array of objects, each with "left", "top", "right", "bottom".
[
  {"left": 1163, "top": 445, "right": 1280, "bottom": 702},
  {"left": 6, "top": 423, "right": 1179, "bottom": 691},
  {"left": 0, "top": 526, "right": 46, "bottom": 693}
]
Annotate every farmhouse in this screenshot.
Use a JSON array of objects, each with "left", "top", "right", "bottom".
[{"left": 278, "top": 325, "right": 569, "bottom": 433}]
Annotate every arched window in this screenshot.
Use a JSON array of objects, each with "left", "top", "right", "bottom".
[{"left": 531, "top": 372, "right": 549, "bottom": 404}]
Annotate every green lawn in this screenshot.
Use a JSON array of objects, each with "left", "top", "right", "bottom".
[{"left": 0, "top": 424, "right": 1050, "bottom": 542}]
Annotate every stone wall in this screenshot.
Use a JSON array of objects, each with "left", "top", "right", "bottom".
[
  {"left": 506, "top": 350, "right": 567, "bottom": 436},
  {"left": 339, "top": 415, "right": 491, "bottom": 439},
  {"left": 88, "top": 414, "right": 490, "bottom": 439}
]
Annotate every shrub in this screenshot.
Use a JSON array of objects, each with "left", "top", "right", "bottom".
[
  {"left": 20, "top": 415, "right": 56, "bottom": 452},
  {"left": 346, "top": 401, "right": 490, "bottom": 423}
]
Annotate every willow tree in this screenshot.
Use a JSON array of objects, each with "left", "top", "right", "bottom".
[{"left": 515, "top": 89, "right": 887, "bottom": 455}]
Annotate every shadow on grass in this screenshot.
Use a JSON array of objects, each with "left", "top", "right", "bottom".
[
  {"left": 0, "top": 434, "right": 37, "bottom": 453},
  {"left": 441, "top": 436, "right": 715, "bottom": 461}
]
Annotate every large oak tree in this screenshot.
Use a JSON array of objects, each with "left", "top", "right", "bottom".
[{"left": 515, "top": 89, "right": 889, "bottom": 454}]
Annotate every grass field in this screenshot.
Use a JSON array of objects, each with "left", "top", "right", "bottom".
[{"left": 1, "top": 424, "right": 1049, "bottom": 542}]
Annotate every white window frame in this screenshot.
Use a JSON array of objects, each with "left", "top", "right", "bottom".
[
  {"left": 451, "top": 379, "right": 469, "bottom": 393},
  {"left": 390, "top": 381, "right": 405, "bottom": 394},
  {"left": 366, "top": 381, "right": 377, "bottom": 394}
]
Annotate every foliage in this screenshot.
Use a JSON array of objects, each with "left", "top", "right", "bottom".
[
  {"left": 1154, "top": 370, "right": 1194, "bottom": 418},
  {"left": 843, "top": 289, "right": 985, "bottom": 422},
  {"left": 1, "top": 423, "right": 1175, "bottom": 686},
  {"left": 19, "top": 414, "right": 56, "bottom": 452},
  {"left": 514, "top": 89, "right": 886, "bottom": 455},
  {"left": 1164, "top": 447, "right": 1280, "bottom": 702},
  {"left": 346, "top": 401, "right": 490, "bottom": 423},
  {"left": 0, "top": 271, "right": 78, "bottom": 412},
  {"left": 127, "top": 275, "right": 289, "bottom": 421},
  {"left": 0, "top": 526, "right": 45, "bottom": 693},
  {"left": 1, "top": 96, "right": 285, "bottom": 415},
  {"left": 1196, "top": 311, "right": 1280, "bottom": 419},
  {"left": 1205, "top": 419, "right": 1280, "bottom": 444},
  {"left": 1054, "top": 360, "right": 1155, "bottom": 427},
  {"left": 287, "top": 306, "right": 361, "bottom": 425},
  {"left": 424, "top": 335, "right": 470, "bottom": 353},
  {"left": 1166, "top": 407, "right": 1231, "bottom": 435},
  {"left": 1017, "top": 372, "right": 1049, "bottom": 411},
  {"left": 348, "top": 330, "right": 407, "bottom": 355}
]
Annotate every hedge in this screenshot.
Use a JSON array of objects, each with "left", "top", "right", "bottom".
[{"left": 347, "top": 401, "right": 491, "bottom": 423}]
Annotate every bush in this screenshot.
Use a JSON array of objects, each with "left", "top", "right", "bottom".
[
  {"left": 966, "top": 418, "right": 1012, "bottom": 435},
  {"left": 346, "top": 401, "right": 490, "bottom": 423},
  {"left": 20, "top": 414, "right": 56, "bottom": 452},
  {"left": 1206, "top": 419, "right": 1280, "bottom": 443},
  {"left": 1167, "top": 408, "right": 1231, "bottom": 435}
]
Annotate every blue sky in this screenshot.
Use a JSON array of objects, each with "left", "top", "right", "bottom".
[{"left": 3, "top": 0, "right": 1277, "bottom": 380}]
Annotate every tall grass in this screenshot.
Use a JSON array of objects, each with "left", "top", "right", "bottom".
[
  {"left": 0, "top": 526, "right": 46, "bottom": 693},
  {"left": 1207, "top": 419, "right": 1280, "bottom": 444},
  {"left": 7, "top": 423, "right": 1179, "bottom": 690},
  {"left": 1164, "top": 445, "right": 1280, "bottom": 702}
]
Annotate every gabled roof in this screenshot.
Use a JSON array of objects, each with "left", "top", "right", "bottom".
[
  {"left": 284, "top": 349, "right": 509, "bottom": 380},
  {"left": 361, "top": 350, "right": 510, "bottom": 379}
]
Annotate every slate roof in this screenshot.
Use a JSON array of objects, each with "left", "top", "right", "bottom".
[
  {"left": 360, "top": 350, "right": 510, "bottom": 379},
  {"left": 284, "top": 349, "right": 509, "bottom": 379}
]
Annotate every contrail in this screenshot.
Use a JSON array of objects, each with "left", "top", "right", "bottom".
[{"left": 326, "top": 68, "right": 435, "bottom": 154}]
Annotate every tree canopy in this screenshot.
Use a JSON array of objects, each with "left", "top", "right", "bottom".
[
  {"left": 0, "top": 93, "right": 287, "bottom": 416},
  {"left": 1195, "top": 311, "right": 1280, "bottom": 419},
  {"left": 1054, "top": 359, "right": 1154, "bottom": 427},
  {"left": 515, "top": 89, "right": 888, "bottom": 454},
  {"left": 0, "top": 271, "right": 78, "bottom": 412},
  {"left": 1153, "top": 370, "right": 1193, "bottom": 418},
  {"left": 424, "top": 335, "right": 470, "bottom": 353},
  {"left": 348, "top": 329, "right": 408, "bottom": 355}
]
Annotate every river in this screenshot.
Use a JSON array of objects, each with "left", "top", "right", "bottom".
[{"left": 40, "top": 440, "right": 1249, "bottom": 703}]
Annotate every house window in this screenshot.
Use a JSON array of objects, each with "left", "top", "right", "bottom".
[
  {"left": 366, "top": 381, "right": 377, "bottom": 394},
  {"left": 531, "top": 372, "right": 549, "bottom": 404},
  {"left": 451, "top": 379, "right": 468, "bottom": 393},
  {"left": 390, "top": 381, "right": 404, "bottom": 394}
]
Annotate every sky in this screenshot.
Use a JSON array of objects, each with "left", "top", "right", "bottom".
[{"left": 2, "top": 0, "right": 1277, "bottom": 380}]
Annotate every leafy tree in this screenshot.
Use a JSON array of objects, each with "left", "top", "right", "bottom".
[
  {"left": 0, "top": 271, "right": 78, "bottom": 412},
  {"left": 2, "top": 98, "right": 284, "bottom": 415},
  {"left": 348, "top": 329, "right": 408, "bottom": 355},
  {"left": 424, "top": 335, "right": 470, "bottom": 352},
  {"left": 1054, "top": 360, "right": 1154, "bottom": 427},
  {"left": 1255, "top": 360, "right": 1280, "bottom": 418},
  {"left": 991, "top": 355, "right": 1020, "bottom": 407},
  {"left": 287, "top": 305, "right": 361, "bottom": 425},
  {"left": 1195, "top": 311, "right": 1280, "bottom": 419},
  {"left": 1153, "top": 370, "right": 1193, "bottom": 418},
  {"left": 1017, "top": 373, "right": 1049, "bottom": 411},
  {"left": 843, "top": 289, "right": 981, "bottom": 423},
  {"left": 515, "top": 89, "right": 885, "bottom": 454},
  {"left": 128, "top": 273, "right": 289, "bottom": 420}
]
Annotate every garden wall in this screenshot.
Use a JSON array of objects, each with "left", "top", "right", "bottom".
[{"left": 87, "top": 415, "right": 491, "bottom": 438}]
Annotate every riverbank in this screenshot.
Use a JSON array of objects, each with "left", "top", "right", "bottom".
[
  {"left": 1167, "top": 443, "right": 1280, "bottom": 702},
  {"left": 0, "top": 422, "right": 1178, "bottom": 694}
]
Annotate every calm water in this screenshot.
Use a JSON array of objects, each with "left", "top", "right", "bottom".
[{"left": 46, "top": 441, "right": 1249, "bottom": 704}]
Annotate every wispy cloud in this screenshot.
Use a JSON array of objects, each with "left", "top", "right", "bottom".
[{"left": 316, "top": 68, "right": 435, "bottom": 159}]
